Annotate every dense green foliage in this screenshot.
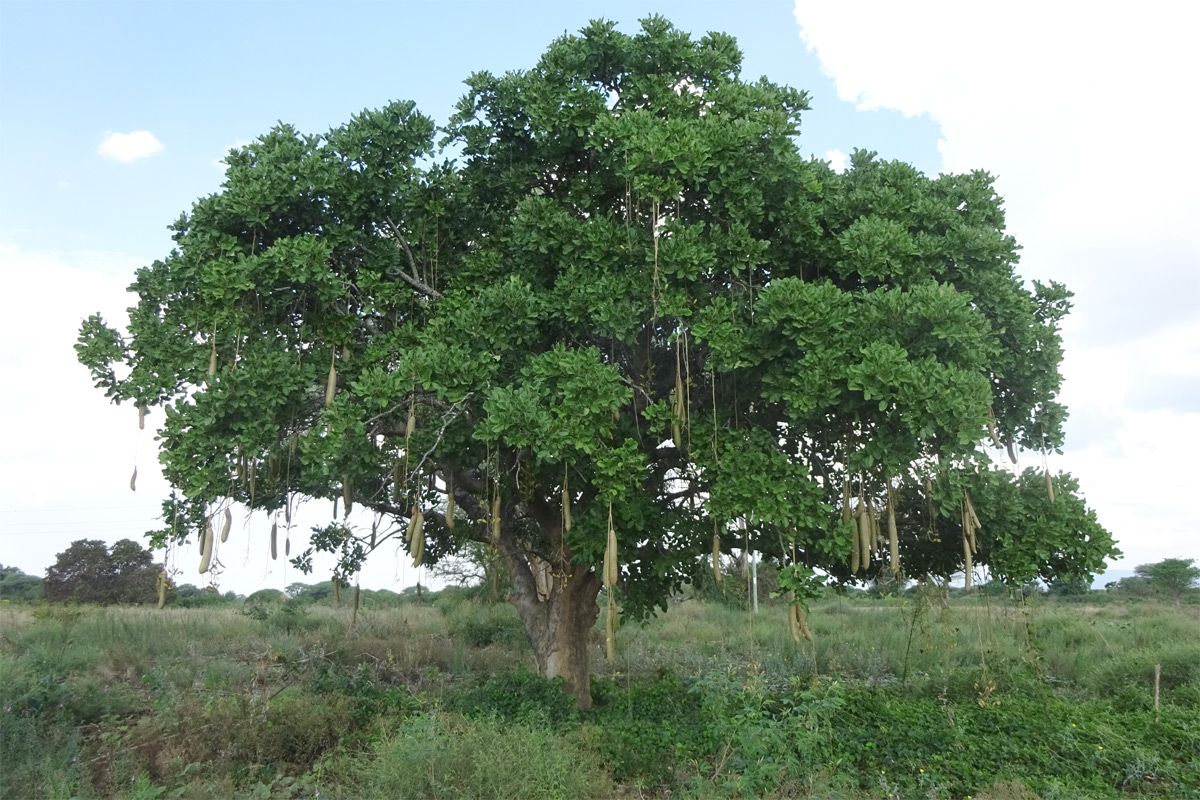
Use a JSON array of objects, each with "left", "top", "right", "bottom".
[
  {"left": 42, "top": 539, "right": 166, "bottom": 605},
  {"left": 0, "top": 565, "right": 43, "bottom": 603},
  {"left": 2, "top": 593, "right": 1197, "bottom": 799},
  {"left": 75, "top": 18, "right": 1117, "bottom": 698}
]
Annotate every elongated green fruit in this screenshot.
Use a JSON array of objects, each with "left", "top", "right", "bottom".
[
  {"left": 270, "top": 520, "right": 278, "bottom": 560},
  {"left": 325, "top": 351, "right": 337, "bottom": 406},
  {"left": 199, "top": 521, "right": 213, "bottom": 574},
  {"left": 406, "top": 402, "right": 416, "bottom": 439},
  {"left": 604, "top": 504, "right": 618, "bottom": 589},
  {"left": 156, "top": 570, "right": 167, "bottom": 609},
  {"left": 220, "top": 507, "right": 231, "bottom": 543},
  {"left": 856, "top": 503, "right": 871, "bottom": 571},
  {"left": 868, "top": 506, "right": 878, "bottom": 558},
  {"left": 1045, "top": 470, "right": 1056, "bottom": 503},
  {"left": 343, "top": 480, "right": 353, "bottom": 517},
  {"left": 138, "top": 406, "right": 146, "bottom": 430},
  {"left": 410, "top": 509, "right": 425, "bottom": 567},
  {"left": 208, "top": 340, "right": 217, "bottom": 379},
  {"left": 406, "top": 507, "right": 418, "bottom": 544}
]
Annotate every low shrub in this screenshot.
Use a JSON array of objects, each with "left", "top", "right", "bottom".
[{"left": 348, "top": 711, "right": 611, "bottom": 800}]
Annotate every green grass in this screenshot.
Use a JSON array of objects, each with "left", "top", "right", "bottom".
[{"left": 1, "top": 592, "right": 1197, "bottom": 799}]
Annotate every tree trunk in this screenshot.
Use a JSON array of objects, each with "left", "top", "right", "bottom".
[{"left": 510, "top": 562, "right": 601, "bottom": 710}]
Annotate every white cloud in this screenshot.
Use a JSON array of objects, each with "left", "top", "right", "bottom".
[
  {"left": 824, "top": 148, "right": 847, "bottom": 173},
  {"left": 98, "top": 130, "right": 165, "bottom": 162},
  {"left": 794, "top": 1, "right": 1200, "bottom": 569}
]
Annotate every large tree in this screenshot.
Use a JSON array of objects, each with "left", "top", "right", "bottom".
[
  {"left": 76, "top": 18, "right": 1116, "bottom": 707},
  {"left": 43, "top": 539, "right": 165, "bottom": 605}
]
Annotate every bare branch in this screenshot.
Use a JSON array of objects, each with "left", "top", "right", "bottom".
[{"left": 384, "top": 219, "right": 443, "bottom": 300}]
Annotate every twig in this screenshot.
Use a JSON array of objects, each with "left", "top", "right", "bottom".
[{"left": 384, "top": 219, "right": 443, "bottom": 299}]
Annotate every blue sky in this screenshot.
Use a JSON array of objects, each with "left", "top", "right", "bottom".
[
  {"left": 0, "top": 0, "right": 939, "bottom": 259},
  {"left": 1, "top": 1, "right": 1196, "bottom": 594}
]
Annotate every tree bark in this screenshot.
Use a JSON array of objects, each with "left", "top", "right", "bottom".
[
  {"left": 453, "top": 463, "right": 603, "bottom": 710},
  {"left": 507, "top": 557, "right": 601, "bottom": 710}
]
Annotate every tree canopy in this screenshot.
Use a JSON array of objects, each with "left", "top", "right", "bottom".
[
  {"left": 1134, "top": 558, "right": 1199, "bottom": 607},
  {"left": 43, "top": 539, "right": 165, "bottom": 605},
  {"left": 76, "top": 17, "right": 1117, "bottom": 706}
]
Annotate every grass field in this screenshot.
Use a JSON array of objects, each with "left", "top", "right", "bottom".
[{"left": 2, "top": 588, "right": 1197, "bottom": 799}]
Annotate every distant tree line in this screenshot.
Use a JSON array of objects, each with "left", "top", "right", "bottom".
[{"left": 9, "top": 542, "right": 1197, "bottom": 610}]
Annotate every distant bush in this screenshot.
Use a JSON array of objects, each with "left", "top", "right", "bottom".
[
  {"left": 0, "top": 565, "right": 42, "bottom": 603},
  {"left": 173, "top": 583, "right": 240, "bottom": 607}
]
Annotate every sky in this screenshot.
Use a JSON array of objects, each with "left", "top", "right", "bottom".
[{"left": 1, "top": 1, "right": 1196, "bottom": 596}]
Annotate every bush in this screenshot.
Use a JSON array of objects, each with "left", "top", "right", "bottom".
[
  {"left": 443, "top": 600, "right": 525, "bottom": 647},
  {"left": 349, "top": 711, "right": 611, "bottom": 800},
  {"left": 444, "top": 669, "right": 577, "bottom": 729}
]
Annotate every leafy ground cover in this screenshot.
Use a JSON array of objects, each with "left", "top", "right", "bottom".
[{"left": 1, "top": 590, "right": 1196, "bottom": 799}]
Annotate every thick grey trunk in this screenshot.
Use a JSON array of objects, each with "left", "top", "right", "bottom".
[{"left": 510, "top": 563, "right": 601, "bottom": 710}]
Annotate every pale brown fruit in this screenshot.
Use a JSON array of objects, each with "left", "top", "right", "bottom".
[
  {"left": 712, "top": 531, "right": 722, "bottom": 584},
  {"left": 604, "top": 504, "right": 619, "bottom": 589},
  {"left": 199, "top": 521, "right": 213, "bottom": 574}
]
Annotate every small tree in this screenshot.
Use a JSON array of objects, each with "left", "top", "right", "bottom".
[
  {"left": 1134, "top": 558, "right": 1200, "bottom": 607},
  {"left": 44, "top": 539, "right": 165, "bottom": 605}
]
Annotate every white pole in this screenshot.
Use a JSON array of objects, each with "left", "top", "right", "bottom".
[{"left": 751, "top": 550, "right": 758, "bottom": 614}]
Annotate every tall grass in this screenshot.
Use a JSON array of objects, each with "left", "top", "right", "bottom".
[{"left": 1, "top": 592, "right": 1197, "bottom": 798}]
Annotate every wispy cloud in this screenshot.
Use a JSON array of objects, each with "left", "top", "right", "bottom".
[{"left": 98, "top": 130, "right": 165, "bottom": 162}]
